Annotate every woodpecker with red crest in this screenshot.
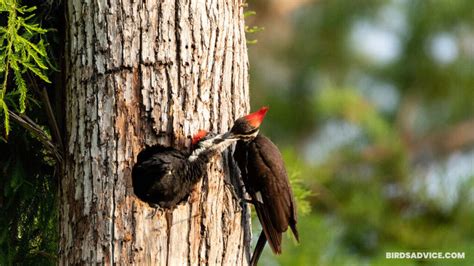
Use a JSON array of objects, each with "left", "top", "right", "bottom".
[
  {"left": 132, "top": 130, "right": 236, "bottom": 208},
  {"left": 230, "top": 107, "right": 299, "bottom": 266}
]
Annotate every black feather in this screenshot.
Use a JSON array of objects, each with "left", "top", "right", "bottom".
[{"left": 132, "top": 144, "right": 209, "bottom": 209}]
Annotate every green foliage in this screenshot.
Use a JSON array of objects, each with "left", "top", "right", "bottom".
[
  {"left": 0, "top": 0, "right": 50, "bottom": 136},
  {"left": 282, "top": 148, "right": 312, "bottom": 216},
  {"left": 0, "top": 125, "right": 58, "bottom": 265},
  {"left": 244, "top": 8, "right": 264, "bottom": 45},
  {"left": 0, "top": 1, "right": 58, "bottom": 264},
  {"left": 316, "top": 88, "right": 393, "bottom": 140},
  {"left": 244, "top": 10, "right": 256, "bottom": 18}
]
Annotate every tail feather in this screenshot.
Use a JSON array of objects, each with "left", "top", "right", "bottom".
[
  {"left": 290, "top": 223, "right": 299, "bottom": 242},
  {"left": 250, "top": 232, "right": 267, "bottom": 266},
  {"left": 254, "top": 202, "right": 282, "bottom": 254}
]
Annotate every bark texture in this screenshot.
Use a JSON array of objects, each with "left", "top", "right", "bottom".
[{"left": 61, "top": 0, "right": 251, "bottom": 264}]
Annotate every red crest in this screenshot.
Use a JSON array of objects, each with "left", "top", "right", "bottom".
[
  {"left": 244, "top": 106, "right": 269, "bottom": 128},
  {"left": 192, "top": 130, "right": 208, "bottom": 145}
]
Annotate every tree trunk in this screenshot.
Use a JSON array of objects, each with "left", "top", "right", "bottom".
[{"left": 61, "top": 0, "right": 251, "bottom": 264}]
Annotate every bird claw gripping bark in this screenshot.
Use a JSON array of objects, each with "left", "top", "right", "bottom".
[
  {"left": 146, "top": 203, "right": 162, "bottom": 219},
  {"left": 241, "top": 196, "right": 257, "bottom": 205},
  {"left": 223, "top": 179, "right": 243, "bottom": 213}
]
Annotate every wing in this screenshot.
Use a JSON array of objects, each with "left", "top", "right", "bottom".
[
  {"left": 248, "top": 135, "right": 298, "bottom": 240},
  {"left": 235, "top": 135, "right": 299, "bottom": 254},
  {"left": 235, "top": 140, "right": 280, "bottom": 253}
]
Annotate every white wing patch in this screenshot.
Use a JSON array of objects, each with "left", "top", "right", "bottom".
[{"left": 255, "top": 191, "right": 264, "bottom": 204}]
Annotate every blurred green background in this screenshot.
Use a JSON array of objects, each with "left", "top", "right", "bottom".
[
  {"left": 1, "top": 0, "right": 473, "bottom": 265},
  {"left": 246, "top": 0, "right": 474, "bottom": 265}
]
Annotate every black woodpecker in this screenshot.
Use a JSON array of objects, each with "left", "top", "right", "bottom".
[
  {"left": 231, "top": 107, "right": 299, "bottom": 266},
  {"left": 132, "top": 130, "right": 237, "bottom": 209}
]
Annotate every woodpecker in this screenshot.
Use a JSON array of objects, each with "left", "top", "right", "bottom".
[
  {"left": 132, "top": 130, "right": 235, "bottom": 209},
  {"left": 232, "top": 108, "right": 299, "bottom": 266}
]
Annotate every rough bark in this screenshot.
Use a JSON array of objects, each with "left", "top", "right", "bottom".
[{"left": 61, "top": 0, "right": 251, "bottom": 264}]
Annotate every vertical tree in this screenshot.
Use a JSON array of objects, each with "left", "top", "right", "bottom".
[{"left": 61, "top": 0, "right": 251, "bottom": 264}]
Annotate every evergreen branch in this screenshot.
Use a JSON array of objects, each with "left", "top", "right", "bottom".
[
  {"left": 31, "top": 250, "right": 57, "bottom": 261},
  {"left": 21, "top": 62, "right": 51, "bottom": 83},
  {"left": 26, "top": 72, "right": 63, "bottom": 153},
  {"left": 1, "top": 99, "right": 10, "bottom": 134},
  {"left": 0, "top": 1, "right": 51, "bottom": 135},
  {"left": 13, "top": 69, "right": 27, "bottom": 112},
  {"left": 8, "top": 110, "right": 62, "bottom": 162},
  {"left": 40, "top": 86, "right": 63, "bottom": 153},
  {"left": 17, "top": 35, "right": 47, "bottom": 57}
]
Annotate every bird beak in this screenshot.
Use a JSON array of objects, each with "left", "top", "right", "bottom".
[{"left": 222, "top": 131, "right": 239, "bottom": 140}]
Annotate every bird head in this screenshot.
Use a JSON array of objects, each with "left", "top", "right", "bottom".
[
  {"left": 225, "top": 106, "right": 268, "bottom": 141},
  {"left": 191, "top": 130, "right": 220, "bottom": 149},
  {"left": 192, "top": 129, "right": 208, "bottom": 146}
]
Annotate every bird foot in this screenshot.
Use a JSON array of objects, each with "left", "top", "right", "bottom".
[
  {"left": 146, "top": 203, "right": 161, "bottom": 219},
  {"left": 241, "top": 197, "right": 257, "bottom": 205},
  {"left": 223, "top": 180, "right": 244, "bottom": 213}
]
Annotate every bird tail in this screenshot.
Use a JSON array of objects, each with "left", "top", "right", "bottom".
[
  {"left": 253, "top": 200, "right": 282, "bottom": 254},
  {"left": 290, "top": 223, "right": 299, "bottom": 242},
  {"left": 250, "top": 232, "right": 267, "bottom": 266}
]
